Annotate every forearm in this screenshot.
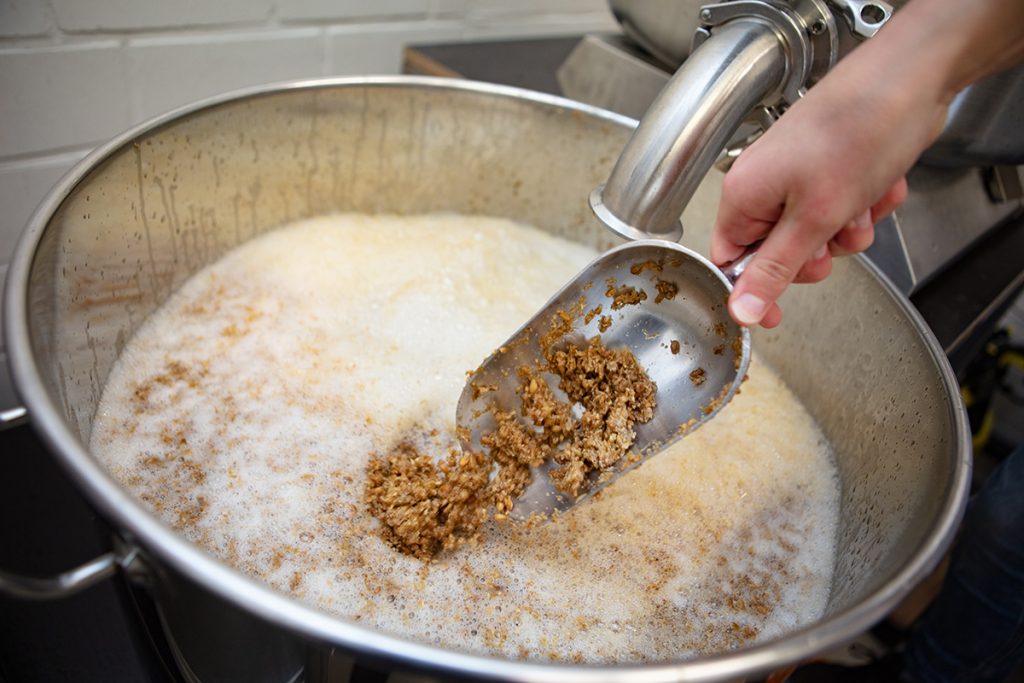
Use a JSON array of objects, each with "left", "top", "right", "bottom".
[
  {"left": 881, "top": 0, "right": 1024, "bottom": 98},
  {"left": 775, "top": 0, "right": 1024, "bottom": 217},
  {"left": 835, "top": 0, "right": 1024, "bottom": 135},
  {"left": 710, "top": 0, "right": 1024, "bottom": 327}
]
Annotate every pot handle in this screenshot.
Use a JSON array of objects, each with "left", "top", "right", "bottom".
[
  {"left": 0, "top": 546, "right": 141, "bottom": 600},
  {"left": 0, "top": 405, "right": 28, "bottom": 429},
  {"left": 0, "top": 407, "right": 147, "bottom": 599}
]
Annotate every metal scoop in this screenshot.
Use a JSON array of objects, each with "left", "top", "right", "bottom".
[{"left": 456, "top": 239, "right": 752, "bottom": 521}]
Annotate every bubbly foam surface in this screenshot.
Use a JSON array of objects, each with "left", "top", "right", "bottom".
[{"left": 91, "top": 213, "right": 840, "bottom": 663}]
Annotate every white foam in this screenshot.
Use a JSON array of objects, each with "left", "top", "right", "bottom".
[{"left": 91, "top": 213, "right": 840, "bottom": 663}]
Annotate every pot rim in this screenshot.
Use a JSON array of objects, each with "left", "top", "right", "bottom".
[{"left": 3, "top": 75, "right": 971, "bottom": 682}]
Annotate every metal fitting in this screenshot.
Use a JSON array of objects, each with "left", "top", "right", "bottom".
[
  {"left": 828, "top": 0, "right": 893, "bottom": 38},
  {"left": 694, "top": 0, "right": 839, "bottom": 104}
]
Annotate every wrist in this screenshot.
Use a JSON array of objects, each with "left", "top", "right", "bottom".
[{"left": 863, "top": 0, "right": 1024, "bottom": 100}]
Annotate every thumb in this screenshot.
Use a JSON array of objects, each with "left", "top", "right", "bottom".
[{"left": 728, "top": 220, "right": 822, "bottom": 326}]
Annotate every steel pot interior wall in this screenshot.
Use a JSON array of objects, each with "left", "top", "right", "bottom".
[{"left": 7, "top": 78, "right": 968, "bottom": 680}]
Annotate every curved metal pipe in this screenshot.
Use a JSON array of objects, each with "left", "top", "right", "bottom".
[{"left": 592, "top": 18, "right": 788, "bottom": 241}]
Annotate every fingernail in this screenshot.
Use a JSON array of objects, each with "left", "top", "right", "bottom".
[
  {"left": 856, "top": 213, "right": 873, "bottom": 230},
  {"left": 732, "top": 293, "right": 768, "bottom": 325},
  {"left": 813, "top": 244, "right": 828, "bottom": 260}
]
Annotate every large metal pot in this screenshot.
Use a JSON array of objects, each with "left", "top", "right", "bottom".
[{"left": 3, "top": 77, "right": 969, "bottom": 682}]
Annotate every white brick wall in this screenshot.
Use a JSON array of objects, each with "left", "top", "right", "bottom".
[
  {"left": 125, "top": 29, "right": 325, "bottom": 116},
  {"left": 0, "top": 0, "right": 51, "bottom": 36},
  {"left": 49, "top": 0, "right": 275, "bottom": 32},
  {"left": 280, "top": 0, "right": 432, "bottom": 22},
  {"left": 0, "top": 150, "right": 87, "bottom": 257},
  {"left": 0, "top": 0, "right": 615, "bottom": 395},
  {"left": 327, "top": 20, "right": 466, "bottom": 74},
  {"left": 0, "top": 0, "right": 614, "bottom": 264},
  {"left": 1, "top": 42, "right": 133, "bottom": 156}
]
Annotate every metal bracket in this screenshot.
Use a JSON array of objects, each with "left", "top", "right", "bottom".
[
  {"left": 986, "top": 165, "right": 1024, "bottom": 203},
  {"left": 828, "top": 0, "right": 893, "bottom": 38},
  {"left": 716, "top": 128, "right": 767, "bottom": 172}
]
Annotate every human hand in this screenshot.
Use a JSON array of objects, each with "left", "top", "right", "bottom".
[
  {"left": 710, "top": 93, "right": 910, "bottom": 328},
  {"left": 710, "top": 0, "right": 1024, "bottom": 328}
]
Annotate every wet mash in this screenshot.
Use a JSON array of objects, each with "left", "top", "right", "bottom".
[{"left": 91, "top": 213, "right": 840, "bottom": 662}]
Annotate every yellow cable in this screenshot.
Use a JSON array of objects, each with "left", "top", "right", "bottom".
[
  {"left": 961, "top": 385, "right": 975, "bottom": 408},
  {"left": 973, "top": 408, "right": 995, "bottom": 451},
  {"left": 998, "top": 349, "right": 1024, "bottom": 371}
]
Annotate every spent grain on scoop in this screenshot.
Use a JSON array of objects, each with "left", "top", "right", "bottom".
[{"left": 365, "top": 335, "right": 657, "bottom": 559}]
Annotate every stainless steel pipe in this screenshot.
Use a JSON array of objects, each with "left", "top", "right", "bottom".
[{"left": 591, "top": 18, "right": 787, "bottom": 241}]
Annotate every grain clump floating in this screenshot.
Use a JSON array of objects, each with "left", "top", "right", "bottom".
[{"left": 365, "top": 335, "right": 657, "bottom": 560}]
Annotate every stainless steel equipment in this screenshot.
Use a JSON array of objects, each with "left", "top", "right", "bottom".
[
  {"left": 589, "top": 0, "right": 892, "bottom": 241},
  {"left": 609, "top": 0, "right": 705, "bottom": 68},
  {"left": 561, "top": 0, "right": 1024, "bottom": 292},
  {"left": 3, "top": 77, "right": 969, "bottom": 682},
  {"left": 609, "top": 0, "right": 903, "bottom": 71},
  {"left": 456, "top": 240, "right": 751, "bottom": 521},
  {"left": 590, "top": 17, "right": 788, "bottom": 241}
]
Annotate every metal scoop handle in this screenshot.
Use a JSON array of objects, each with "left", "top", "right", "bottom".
[{"left": 719, "top": 241, "right": 761, "bottom": 284}]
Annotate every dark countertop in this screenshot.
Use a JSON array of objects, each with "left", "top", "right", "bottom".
[
  {"left": 0, "top": 424, "right": 171, "bottom": 682},
  {"left": 403, "top": 36, "right": 582, "bottom": 96}
]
